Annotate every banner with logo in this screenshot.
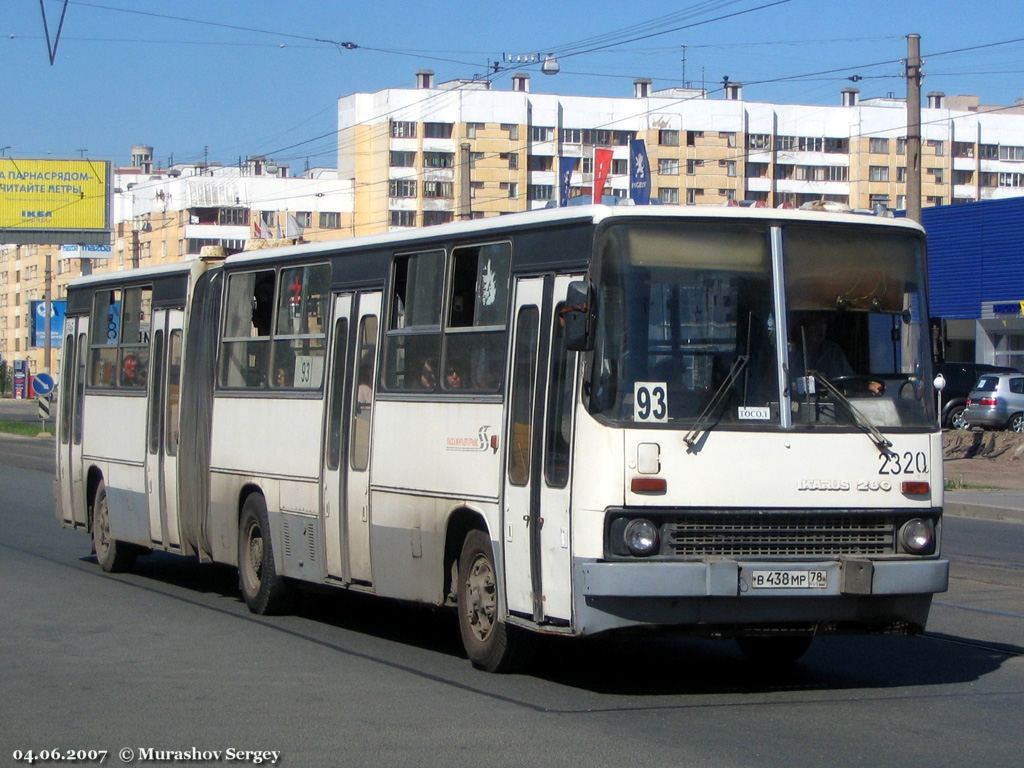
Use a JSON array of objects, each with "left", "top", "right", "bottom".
[
  {"left": 558, "top": 156, "right": 578, "bottom": 207},
  {"left": 593, "top": 148, "right": 613, "bottom": 203},
  {"left": 29, "top": 299, "right": 67, "bottom": 348},
  {"left": 628, "top": 139, "right": 651, "bottom": 205}
]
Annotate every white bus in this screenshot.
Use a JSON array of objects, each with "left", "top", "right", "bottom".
[{"left": 56, "top": 205, "right": 948, "bottom": 671}]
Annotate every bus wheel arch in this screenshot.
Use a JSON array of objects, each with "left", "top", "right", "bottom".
[
  {"left": 443, "top": 507, "right": 489, "bottom": 606},
  {"left": 237, "top": 488, "right": 294, "bottom": 615}
]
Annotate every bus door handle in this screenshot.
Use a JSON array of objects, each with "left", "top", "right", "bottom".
[{"left": 523, "top": 515, "right": 545, "bottom": 528}]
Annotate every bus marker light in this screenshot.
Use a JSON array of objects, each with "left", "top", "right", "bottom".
[
  {"left": 901, "top": 481, "right": 929, "bottom": 495},
  {"left": 631, "top": 477, "right": 667, "bottom": 494}
]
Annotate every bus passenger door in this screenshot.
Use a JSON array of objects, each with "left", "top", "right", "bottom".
[
  {"left": 144, "top": 308, "right": 185, "bottom": 548},
  {"left": 323, "top": 294, "right": 353, "bottom": 581},
  {"left": 504, "top": 275, "right": 578, "bottom": 625},
  {"left": 58, "top": 318, "right": 87, "bottom": 526},
  {"left": 346, "top": 293, "right": 380, "bottom": 585}
]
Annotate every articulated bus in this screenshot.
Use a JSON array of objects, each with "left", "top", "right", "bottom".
[{"left": 55, "top": 205, "right": 948, "bottom": 671}]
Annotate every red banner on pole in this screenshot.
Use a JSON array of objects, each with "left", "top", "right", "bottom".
[{"left": 593, "top": 148, "right": 613, "bottom": 203}]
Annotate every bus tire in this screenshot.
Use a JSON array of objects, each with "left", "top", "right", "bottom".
[
  {"left": 238, "top": 492, "right": 293, "bottom": 615},
  {"left": 736, "top": 635, "right": 813, "bottom": 665},
  {"left": 91, "top": 480, "right": 137, "bottom": 573},
  {"left": 457, "top": 529, "right": 521, "bottom": 672}
]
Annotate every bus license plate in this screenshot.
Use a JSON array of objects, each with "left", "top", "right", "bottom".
[{"left": 750, "top": 569, "right": 828, "bottom": 589}]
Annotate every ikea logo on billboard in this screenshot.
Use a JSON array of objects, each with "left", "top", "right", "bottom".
[{"left": 22, "top": 210, "right": 54, "bottom": 219}]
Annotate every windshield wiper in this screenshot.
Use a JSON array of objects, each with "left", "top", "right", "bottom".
[
  {"left": 809, "top": 370, "right": 893, "bottom": 452},
  {"left": 684, "top": 355, "right": 749, "bottom": 450}
]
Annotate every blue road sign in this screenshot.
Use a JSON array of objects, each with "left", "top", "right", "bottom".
[{"left": 33, "top": 372, "right": 55, "bottom": 396}]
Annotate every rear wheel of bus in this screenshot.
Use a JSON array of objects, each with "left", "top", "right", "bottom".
[
  {"left": 238, "top": 492, "right": 294, "bottom": 615},
  {"left": 91, "top": 479, "right": 137, "bottom": 573},
  {"left": 457, "top": 529, "right": 523, "bottom": 672}
]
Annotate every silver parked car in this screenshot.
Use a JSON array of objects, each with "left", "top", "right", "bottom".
[{"left": 963, "top": 373, "right": 1024, "bottom": 432}]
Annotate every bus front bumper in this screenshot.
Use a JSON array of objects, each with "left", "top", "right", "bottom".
[{"left": 572, "top": 558, "right": 948, "bottom": 635}]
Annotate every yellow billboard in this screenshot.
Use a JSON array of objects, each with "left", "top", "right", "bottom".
[{"left": 0, "top": 158, "right": 110, "bottom": 236}]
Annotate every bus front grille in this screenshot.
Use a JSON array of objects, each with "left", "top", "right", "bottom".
[{"left": 665, "top": 515, "right": 895, "bottom": 557}]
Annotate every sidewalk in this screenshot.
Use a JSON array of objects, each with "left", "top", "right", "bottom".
[{"left": 944, "top": 490, "right": 1024, "bottom": 525}]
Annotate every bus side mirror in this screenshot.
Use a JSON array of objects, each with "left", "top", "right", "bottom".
[{"left": 564, "top": 280, "right": 594, "bottom": 351}]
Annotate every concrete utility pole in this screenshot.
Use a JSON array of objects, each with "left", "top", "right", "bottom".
[
  {"left": 43, "top": 252, "right": 52, "bottom": 374},
  {"left": 459, "top": 142, "right": 472, "bottom": 220},
  {"left": 905, "top": 33, "right": 923, "bottom": 222}
]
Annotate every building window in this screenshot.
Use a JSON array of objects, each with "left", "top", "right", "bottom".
[
  {"left": 998, "top": 145, "right": 1024, "bottom": 161},
  {"left": 657, "top": 187, "right": 679, "bottom": 204},
  {"left": 746, "top": 162, "right": 769, "bottom": 178},
  {"left": 926, "top": 196, "right": 944, "bottom": 206},
  {"left": 897, "top": 137, "right": 907, "bottom": 155},
  {"left": 500, "top": 182, "right": 519, "bottom": 198},
  {"left": 658, "top": 130, "right": 679, "bottom": 146},
  {"left": 424, "top": 151, "right": 454, "bottom": 168},
  {"left": 686, "top": 159, "right": 702, "bottom": 175},
  {"left": 423, "top": 211, "right": 453, "bottom": 226},
  {"left": 747, "top": 134, "right": 770, "bottom": 151},
  {"left": 927, "top": 139, "right": 945, "bottom": 156},
  {"left": 294, "top": 211, "right": 312, "bottom": 227},
  {"left": 218, "top": 208, "right": 249, "bottom": 226},
  {"left": 720, "top": 131, "right": 736, "bottom": 148},
  {"left": 530, "top": 126, "right": 555, "bottom": 142},
  {"left": 658, "top": 158, "right": 679, "bottom": 175},
  {"left": 719, "top": 189, "right": 736, "bottom": 201},
  {"left": 501, "top": 123, "right": 519, "bottom": 140},
  {"left": 389, "top": 179, "right": 417, "bottom": 198},
  {"left": 686, "top": 188, "right": 700, "bottom": 205},
  {"left": 869, "top": 165, "right": 889, "bottom": 182},
  {"left": 580, "top": 157, "right": 593, "bottom": 174},
  {"left": 869, "top": 194, "right": 890, "bottom": 209},
  {"left": 423, "top": 181, "right": 453, "bottom": 198},
  {"left": 319, "top": 212, "right": 340, "bottom": 229},
  {"left": 928, "top": 168, "right": 944, "bottom": 184},
  {"left": 500, "top": 152, "right": 519, "bottom": 170},
  {"left": 953, "top": 169, "right": 973, "bottom": 185},
  {"left": 390, "top": 151, "right": 416, "bottom": 167},
  {"left": 953, "top": 142, "right": 974, "bottom": 158},
  {"left": 562, "top": 128, "right": 586, "bottom": 144},
  {"left": 466, "top": 122, "right": 485, "bottom": 138},
  {"left": 390, "top": 210, "right": 416, "bottom": 227},
  {"left": 527, "top": 155, "right": 554, "bottom": 172},
  {"left": 527, "top": 184, "right": 553, "bottom": 201},
  {"left": 424, "top": 122, "right": 454, "bottom": 139},
  {"left": 824, "top": 137, "right": 849, "bottom": 154},
  {"left": 611, "top": 159, "right": 627, "bottom": 175},
  {"left": 686, "top": 130, "right": 704, "bottom": 147},
  {"left": 897, "top": 167, "right": 907, "bottom": 182},
  {"left": 998, "top": 172, "right": 1024, "bottom": 187},
  {"left": 470, "top": 181, "right": 484, "bottom": 198},
  {"left": 391, "top": 121, "right": 417, "bottom": 139},
  {"left": 724, "top": 160, "right": 737, "bottom": 177},
  {"left": 869, "top": 137, "right": 890, "bottom": 154},
  {"left": 469, "top": 152, "right": 485, "bottom": 169},
  {"left": 979, "top": 144, "right": 999, "bottom": 160}
]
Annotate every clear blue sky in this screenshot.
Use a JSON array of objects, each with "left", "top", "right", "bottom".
[{"left": 4, "top": 0, "right": 1022, "bottom": 168}]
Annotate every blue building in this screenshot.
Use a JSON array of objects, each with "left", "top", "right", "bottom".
[{"left": 922, "top": 197, "right": 1024, "bottom": 369}]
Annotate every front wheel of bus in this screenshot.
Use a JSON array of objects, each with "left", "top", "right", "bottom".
[
  {"left": 238, "top": 492, "right": 293, "bottom": 615},
  {"left": 736, "top": 635, "right": 813, "bottom": 665},
  {"left": 457, "top": 529, "right": 518, "bottom": 672},
  {"left": 91, "top": 480, "right": 136, "bottom": 573}
]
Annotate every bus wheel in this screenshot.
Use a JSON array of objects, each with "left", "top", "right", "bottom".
[
  {"left": 457, "top": 529, "right": 517, "bottom": 672},
  {"left": 238, "top": 492, "right": 293, "bottom": 615},
  {"left": 736, "top": 635, "right": 813, "bottom": 665},
  {"left": 91, "top": 480, "right": 136, "bottom": 573}
]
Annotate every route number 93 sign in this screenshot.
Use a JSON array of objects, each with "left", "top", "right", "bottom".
[{"left": 634, "top": 381, "right": 668, "bottom": 423}]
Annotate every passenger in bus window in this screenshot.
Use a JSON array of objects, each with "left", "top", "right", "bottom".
[
  {"left": 445, "top": 363, "right": 464, "bottom": 389},
  {"left": 274, "top": 366, "right": 289, "bottom": 388},
  {"left": 418, "top": 358, "right": 436, "bottom": 389}
]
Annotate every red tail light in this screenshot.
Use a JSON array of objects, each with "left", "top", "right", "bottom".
[{"left": 979, "top": 397, "right": 998, "bottom": 407}]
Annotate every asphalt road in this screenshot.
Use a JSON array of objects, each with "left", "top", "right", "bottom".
[{"left": 1, "top": 434, "right": 1022, "bottom": 768}]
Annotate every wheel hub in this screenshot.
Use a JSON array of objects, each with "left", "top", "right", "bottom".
[{"left": 465, "top": 554, "right": 496, "bottom": 641}]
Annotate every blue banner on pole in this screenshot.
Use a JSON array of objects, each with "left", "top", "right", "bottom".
[
  {"left": 629, "top": 139, "right": 652, "bottom": 205},
  {"left": 30, "top": 299, "right": 67, "bottom": 348},
  {"left": 558, "top": 156, "right": 578, "bottom": 207}
]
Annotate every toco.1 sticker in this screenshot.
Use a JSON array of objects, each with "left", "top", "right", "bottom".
[{"left": 634, "top": 381, "right": 668, "bottom": 423}]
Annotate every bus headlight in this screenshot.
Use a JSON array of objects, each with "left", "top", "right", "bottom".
[
  {"left": 624, "top": 518, "right": 660, "bottom": 557},
  {"left": 899, "top": 518, "right": 935, "bottom": 555}
]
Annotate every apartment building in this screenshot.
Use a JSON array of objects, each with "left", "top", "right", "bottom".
[{"left": 339, "top": 72, "right": 1024, "bottom": 234}]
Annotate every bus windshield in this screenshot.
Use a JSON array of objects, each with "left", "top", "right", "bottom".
[{"left": 587, "top": 219, "right": 934, "bottom": 430}]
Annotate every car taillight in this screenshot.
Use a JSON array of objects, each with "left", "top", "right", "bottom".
[{"left": 979, "top": 397, "right": 998, "bottom": 407}]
